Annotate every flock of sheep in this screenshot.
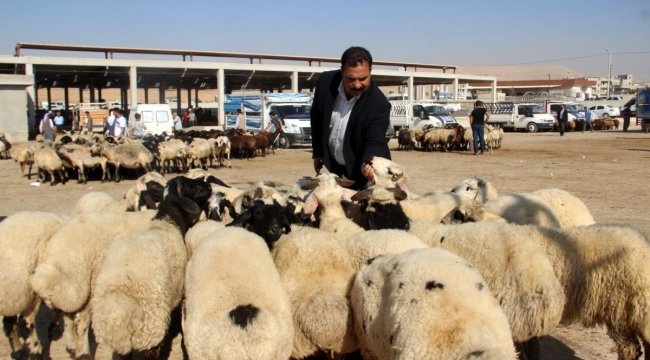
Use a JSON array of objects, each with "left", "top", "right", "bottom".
[
  {"left": 3, "top": 126, "right": 289, "bottom": 186},
  {"left": 1, "top": 154, "right": 649, "bottom": 360},
  {"left": 397, "top": 124, "right": 504, "bottom": 152}
]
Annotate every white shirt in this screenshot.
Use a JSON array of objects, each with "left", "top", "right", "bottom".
[
  {"left": 53, "top": 115, "right": 64, "bottom": 126},
  {"left": 115, "top": 116, "right": 127, "bottom": 136},
  {"left": 328, "top": 81, "right": 359, "bottom": 165}
]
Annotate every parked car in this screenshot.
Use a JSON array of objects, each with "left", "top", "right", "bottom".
[
  {"left": 589, "top": 104, "right": 620, "bottom": 118},
  {"left": 604, "top": 95, "right": 623, "bottom": 101}
]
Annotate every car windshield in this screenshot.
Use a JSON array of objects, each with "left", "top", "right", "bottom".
[
  {"left": 565, "top": 104, "right": 580, "bottom": 112},
  {"left": 424, "top": 105, "right": 449, "bottom": 116},
  {"left": 272, "top": 105, "right": 311, "bottom": 119},
  {"left": 528, "top": 104, "right": 546, "bottom": 114}
]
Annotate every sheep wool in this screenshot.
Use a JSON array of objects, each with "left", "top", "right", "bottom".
[
  {"left": 272, "top": 226, "right": 357, "bottom": 358},
  {"left": 183, "top": 227, "right": 293, "bottom": 359},
  {"left": 351, "top": 248, "right": 517, "bottom": 360}
]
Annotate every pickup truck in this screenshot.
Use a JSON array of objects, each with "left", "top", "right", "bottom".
[
  {"left": 485, "top": 102, "right": 556, "bottom": 132},
  {"left": 389, "top": 101, "right": 430, "bottom": 132}
]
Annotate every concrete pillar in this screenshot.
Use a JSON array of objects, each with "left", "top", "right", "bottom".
[
  {"left": 78, "top": 87, "right": 84, "bottom": 104},
  {"left": 291, "top": 71, "right": 299, "bottom": 92},
  {"left": 129, "top": 66, "right": 138, "bottom": 111},
  {"left": 217, "top": 68, "right": 225, "bottom": 126},
  {"left": 46, "top": 87, "right": 52, "bottom": 111},
  {"left": 186, "top": 88, "right": 192, "bottom": 109},
  {"left": 492, "top": 80, "right": 497, "bottom": 102},
  {"left": 144, "top": 88, "right": 149, "bottom": 104},
  {"left": 25, "top": 63, "right": 36, "bottom": 129},
  {"left": 98, "top": 88, "right": 102, "bottom": 102},
  {"left": 176, "top": 88, "right": 182, "bottom": 115},
  {"left": 158, "top": 86, "right": 165, "bottom": 104},
  {"left": 453, "top": 78, "right": 459, "bottom": 100},
  {"left": 194, "top": 88, "right": 199, "bottom": 108},
  {"left": 64, "top": 87, "right": 69, "bottom": 111},
  {"left": 90, "top": 78, "right": 96, "bottom": 102},
  {"left": 407, "top": 76, "right": 414, "bottom": 101}
]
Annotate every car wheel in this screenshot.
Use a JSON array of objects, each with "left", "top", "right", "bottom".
[
  {"left": 602, "top": 113, "right": 610, "bottom": 118},
  {"left": 278, "top": 134, "right": 290, "bottom": 149},
  {"left": 526, "top": 122, "right": 538, "bottom": 133}
]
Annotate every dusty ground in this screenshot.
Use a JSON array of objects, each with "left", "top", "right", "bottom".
[{"left": 0, "top": 123, "right": 649, "bottom": 359}]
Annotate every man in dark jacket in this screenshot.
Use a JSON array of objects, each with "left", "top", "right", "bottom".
[
  {"left": 557, "top": 104, "right": 568, "bottom": 136},
  {"left": 310, "top": 46, "right": 391, "bottom": 189}
]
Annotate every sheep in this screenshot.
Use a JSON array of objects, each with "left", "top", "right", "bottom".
[
  {"left": 215, "top": 135, "right": 232, "bottom": 168},
  {"left": 525, "top": 224, "right": 650, "bottom": 360},
  {"left": 397, "top": 128, "right": 415, "bottom": 151},
  {"left": 272, "top": 226, "right": 357, "bottom": 358},
  {"left": 365, "top": 156, "right": 410, "bottom": 195},
  {"left": 91, "top": 194, "right": 203, "bottom": 357},
  {"left": 56, "top": 143, "right": 108, "bottom": 183},
  {"left": 450, "top": 176, "right": 499, "bottom": 203},
  {"left": 342, "top": 229, "right": 428, "bottom": 270},
  {"left": 157, "top": 138, "right": 187, "bottom": 174},
  {"left": 123, "top": 171, "right": 167, "bottom": 211},
  {"left": 351, "top": 248, "right": 517, "bottom": 360},
  {"left": 184, "top": 220, "right": 225, "bottom": 259},
  {"left": 0, "top": 133, "right": 11, "bottom": 159},
  {"left": 185, "top": 137, "right": 212, "bottom": 169},
  {"left": 31, "top": 210, "right": 156, "bottom": 358},
  {"left": 227, "top": 199, "right": 292, "bottom": 249},
  {"left": 0, "top": 211, "right": 67, "bottom": 359},
  {"left": 183, "top": 227, "right": 293, "bottom": 360},
  {"left": 10, "top": 142, "right": 37, "bottom": 178},
  {"left": 91, "top": 141, "right": 154, "bottom": 182},
  {"left": 407, "top": 220, "right": 566, "bottom": 355},
  {"left": 529, "top": 188, "right": 595, "bottom": 227},
  {"left": 33, "top": 143, "right": 68, "bottom": 185}
]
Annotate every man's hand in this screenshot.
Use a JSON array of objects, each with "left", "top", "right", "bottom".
[
  {"left": 313, "top": 157, "right": 324, "bottom": 175},
  {"left": 361, "top": 163, "right": 375, "bottom": 182}
]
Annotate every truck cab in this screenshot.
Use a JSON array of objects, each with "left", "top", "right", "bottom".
[
  {"left": 547, "top": 102, "right": 586, "bottom": 123},
  {"left": 487, "top": 102, "right": 555, "bottom": 132},
  {"left": 389, "top": 101, "right": 432, "bottom": 131},
  {"left": 423, "top": 104, "right": 458, "bottom": 127}
]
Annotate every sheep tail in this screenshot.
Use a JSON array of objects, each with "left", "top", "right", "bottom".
[{"left": 92, "top": 292, "right": 142, "bottom": 355}]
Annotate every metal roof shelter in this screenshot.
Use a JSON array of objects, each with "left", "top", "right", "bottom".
[{"left": 0, "top": 43, "right": 497, "bottom": 131}]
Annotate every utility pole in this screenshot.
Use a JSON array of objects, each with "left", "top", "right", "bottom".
[
  {"left": 547, "top": 74, "right": 551, "bottom": 101},
  {"left": 606, "top": 48, "right": 612, "bottom": 98}
]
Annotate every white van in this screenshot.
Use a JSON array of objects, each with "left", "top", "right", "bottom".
[{"left": 130, "top": 104, "right": 174, "bottom": 136}]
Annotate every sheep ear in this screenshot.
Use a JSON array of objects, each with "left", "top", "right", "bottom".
[
  {"left": 387, "top": 188, "right": 408, "bottom": 201},
  {"left": 351, "top": 189, "right": 373, "bottom": 202},
  {"left": 227, "top": 210, "right": 252, "bottom": 228},
  {"left": 301, "top": 179, "right": 320, "bottom": 191},
  {"left": 335, "top": 177, "right": 356, "bottom": 188}
]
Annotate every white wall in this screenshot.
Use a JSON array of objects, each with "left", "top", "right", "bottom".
[{"left": 0, "top": 75, "right": 33, "bottom": 142}]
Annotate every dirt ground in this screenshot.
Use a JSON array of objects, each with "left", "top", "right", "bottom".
[{"left": 0, "top": 122, "right": 649, "bottom": 359}]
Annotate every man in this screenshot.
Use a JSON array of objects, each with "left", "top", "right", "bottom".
[
  {"left": 235, "top": 109, "right": 247, "bottom": 132},
  {"left": 310, "top": 46, "right": 391, "bottom": 190},
  {"left": 469, "top": 100, "right": 489, "bottom": 154},
  {"left": 53, "top": 111, "right": 65, "bottom": 131},
  {"left": 557, "top": 104, "right": 568, "bottom": 136},
  {"left": 583, "top": 106, "right": 593, "bottom": 132},
  {"left": 622, "top": 106, "right": 631, "bottom": 132},
  {"left": 114, "top": 109, "right": 128, "bottom": 137},
  {"left": 188, "top": 107, "right": 197, "bottom": 127},
  {"left": 173, "top": 111, "right": 183, "bottom": 132}
]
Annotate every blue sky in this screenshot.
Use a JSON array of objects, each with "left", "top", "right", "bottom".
[{"left": 1, "top": 0, "right": 649, "bottom": 81}]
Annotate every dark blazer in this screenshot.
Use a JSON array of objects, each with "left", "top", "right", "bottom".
[
  {"left": 558, "top": 108, "right": 568, "bottom": 122},
  {"left": 310, "top": 69, "right": 391, "bottom": 189}
]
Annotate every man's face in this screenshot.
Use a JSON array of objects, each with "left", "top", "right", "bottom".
[{"left": 342, "top": 62, "right": 371, "bottom": 99}]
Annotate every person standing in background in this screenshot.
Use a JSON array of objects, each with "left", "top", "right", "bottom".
[
  {"left": 188, "top": 107, "right": 197, "bottom": 127},
  {"left": 114, "top": 109, "right": 128, "bottom": 137},
  {"left": 583, "top": 106, "right": 593, "bottom": 132},
  {"left": 53, "top": 111, "right": 65, "bottom": 132},
  {"left": 39, "top": 112, "right": 55, "bottom": 141},
  {"left": 83, "top": 111, "right": 94, "bottom": 132},
  {"left": 469, "top": 100, "right": 489, "bottom": 154},
  {"left": 622, "top": 106, "right": 631, "bottom": 132},
  {"left": 556, "top": 104, "right": 568, "bottom": 136},
  {"left": 173, "top": 111, "right": 183, "bottom": 132},
  {"left": 235, "top": 109, "right": 247, "bottom": 132}
]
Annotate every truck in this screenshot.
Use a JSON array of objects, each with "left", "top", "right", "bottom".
[
  {"left": 225, "top": 93, "right": 312, "bottom": 148},
  {"left": 389, "top": 101, "right": 431, "bottom": 132},
  {"left": 546, "top": 102, "right": 586, "bottom": 123},
  {"left": 71, "top": 102, "right": 113, "bottom": 133},
  {"left": 637, "top": 87, "right": 650, "bottom": 133},
  {"left": 485, "top": 102, "right": 556, "bottom": 132}
]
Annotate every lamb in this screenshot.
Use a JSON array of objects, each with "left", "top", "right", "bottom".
[
  {"left": 183, "top": 227, "right": 293, "bottom": 360},
  {"left": 185, "top": 137, "right": 212, "bottom": 169},
  {"left": 397, "top": 128, "right": 415, "bottom": 151},
  {"left": 407, "top": 220, "right": 566, "bottom": 356},
  {"left": 31, "top": 210, "right": 156, "bottom": 358},
  {"left": 184, "top": 220, "right": 225, "bottom": 259},
  {"left": 56, "top": 143, "right": 108, "bottom": 183},
  {"left": 91, "top": 141, "right": 154, "bottom": 182},
  {"left": 365, "top": 156, "right": 410, "bottom": 195},
  {"left": 33, "top": 143, "right": 68, "bottom": 185},
  {"left": 91, "top": 194, "right": 202, "bottom": 357},
  {"left": 0, "top": 133, "right": 11, "bottom": 159},
  {"left": 215, "top": 135, "right": 232, "bottom": 168},
  {"left": 525, "top": 224, "right": 650, "bottom": 360},
  {"left": 272, "top": 226, "right": 357, "bottom": 358},
  {"left": 450, "top": 176, "right": 499, "bottom": 203},
  {"left": 227, "top": 199, "right": 292, "bottom": 249},
  {"left": 157, "top": 138, "right": 187, "bottom": 174},
  {"left": 122, "top": 171, "right": 168, "bottom": 211},
  {"left": 350, "top": 248, "right": 517, "bottom": 360},
  {"left": 10, "top": 142, "right": 37, "bottom": 178},
  {"left": 0, "top": 211, "right": 67, "bottom": 359}
]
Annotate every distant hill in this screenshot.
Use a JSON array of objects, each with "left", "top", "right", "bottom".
[{"left": 456, "top": 65, "right": 584, "bottom": 81}]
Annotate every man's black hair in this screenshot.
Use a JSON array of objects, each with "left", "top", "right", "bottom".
[{"left": 341, "top": 46, "right": 373, "bottom": 68}]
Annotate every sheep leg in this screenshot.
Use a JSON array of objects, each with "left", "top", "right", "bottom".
[
  {"left": 607, "top": 326, "right": 642, "bottom": 360},
  {"left": 73, "top": 308, "right": 92, "bottom": 360},
  {"left": 2, "top": 316, "right": 24, "bottom": 359},
  {"left": 20, "top": 162, "right": 26, "bottom": 178},
  {"left": 62, "top": 313, "right": 76, "bottom": 357},
  {"left": 115, "top": 164, "right": 121, "bottom": 183},
  {"left": 49, "top": 170, "right": 57, "bottom": 186},
  {"left": 21, "top": 299, "right": 43, "bottom": 358}
]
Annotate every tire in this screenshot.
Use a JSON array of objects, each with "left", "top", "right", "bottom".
[
  {"left": 602, "top": 113, "right": 610, "bottom": 118},
  {"left": 526, "top": 122, "right": 538, "bottom": 133},
  {"left": 278, "top": 134, "right": 290, "bottom": 149}
]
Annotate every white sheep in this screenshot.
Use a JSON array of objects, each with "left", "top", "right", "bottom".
[
  {"left": 158, "top": 138, "right": 187, "bottom": 174},
  {"left": 184, "top": 219, "right": 225, "bottom": 259},
  {"left": 486, "top": 192, "right": 563, "bottom": 228},
  {"left": 91, "top": 195, "right": 202, "bottom": 357},
  {"left": 56, "top": 143, "right": 108, "bottom": 183},
  {"left": 527, "top": 223, "right": 650, "bottom": 360},
  {"left": 185, "top": 137, "right": 212, "bottom": 170},
  {"left": 33, "top": 144, "right": 67, "bottom": 185},
  {"left": 0, "top": 211, "right": 67, "bottom": 358},
  {"left": 342, "top": 229, "right": 428, "bottom": 271},
  {"left": 215, "top": 135, "right": 232, "bottom": 168},
  {"left": 408, "top": 220, "right": 566, "bottom": 348},
  {"left": 9, "top": 142, "right": 37, "bottom": 179},
  {"left": 31, "top": 210, "right": 155, "bottom": 358},
  {"left": 183, "top": 227, "right": 293, "bottom": 359},
  {"left": 272, "top": 226, "right": 357, "bottom": 358},
  {"left": 530, "top": 188, "right": 595, "bottom": 227},
  {"left": 351, "top": 248, "right": 517, "bottom": 360},
  {"left": 450, "top": 176, "right": 499, "bottom": 203},
  {"left": 366, "top": 156, "right": 410, "bottom": 195},
  {"left": 91, "top": 142, "right": 154, "bottom": 182}
]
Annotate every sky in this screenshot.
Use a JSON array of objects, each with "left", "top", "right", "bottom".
[{"left": 1, "top": 0, "right": 649, "bottom": 81}]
